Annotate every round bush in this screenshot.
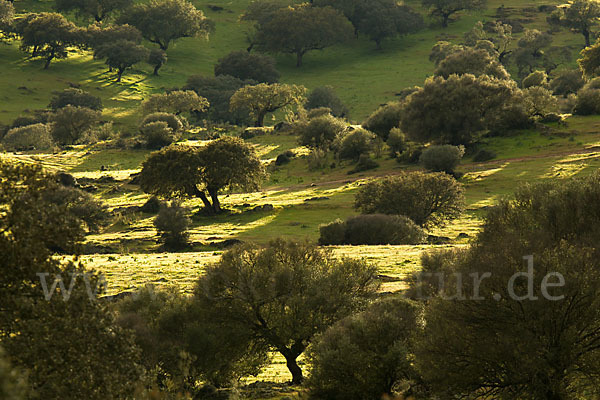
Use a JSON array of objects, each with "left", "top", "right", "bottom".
[
  {"left": 574, "top": 88, "right": 600, "bottom": 115},
  {"left": 386, "top": 128, "right": 407, "bottom": 157},
  {"left": 318, "top": 219, "right": 346, "bottom": 245},
  {"left": 343, "top": 214, "right": 425, "bottom": 245},
  {"left": 522, "top": 70, "right": 548, "bottom": 88},
  {"left": 297, "top": 114, "right": 346, "bottom": 149},
  {"left": 306, "top": 86, "right": 348, "bottom": 118},
  {"left": 141, "top": 112, "right": 184, "bottom": 132},
  {"left": 362, "top": 102, "right": 403, "bottom": 141},
  {"left": 338, "top": 128, "right": 375, "bottom": 161},
  {"left": 140, "top": 121, "right": 177, "bottom": 149},
  {"left": 49, "top": 88, "right": 103, "bottom": 111},
  {"left": 154, "top": 201, "right": 190, "bottom": 250},
  {"left": 419, "top": 145, "right": 465, "bottom": 174},
  {"left": 354, "top": 172, "right": 465, "bottom": 227},
  {"left": 308, "top": 298, "right": 421, "bottom": 400},
  {"left": 472, "top": 148, "right": 497, "bottom": 162},
  {"left": 549, "top": 69, "right": 584, "bottom": 97},
  {"left": 214, "top": 50, "right": 280, "bottom": 83},
  {"left": 2, "top": 123, "right": 54, "bottom": 151}
]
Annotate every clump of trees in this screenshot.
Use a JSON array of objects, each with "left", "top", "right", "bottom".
[
  {"left": 422, "top": 0, "right": 487, "bottom": 28},
  {"left": 55, "top": 0, "right": 132, "bottom": 22},
  {"left": 354, "top": 172, "right": 465, "bottom": 228},
  {"left": 139, "top": 137, "right": 267, "bottom": 214},
  {"left": 549, "top": 0, "right": 600, "bottom": 46}
]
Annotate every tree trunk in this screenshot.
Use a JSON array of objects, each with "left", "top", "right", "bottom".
[
  {"left": 442, "top": 13, "right": 450, "bottom": 28},
  {"left": 283, "top": 352, "right": 303, "bottom": 384},
  {"left": 116, "top": 68, "right": 124, "bottom": 82},
  {"left": 375, "top": 38, "right": 382, "bottom": 50},
  {"left": 208, "top": 188, "right": 221, "bottom": 214},
  {"left": 255, "top": 112, "right": 266, "bottom": 127},
  {"left": 296, "top": 51, "right": 303, "bottom": 67},
  {"left": 153, "top": 64, "right": 161, "bottom": 76},
  {"left": 584, "top": 29, "right": 591, "bottom": 47},
  {"left": 44, "top": 56, "right": 52, "bottom": 69},
  {"left": 196, "top": 190, "right": 215, "bottom": 214}
]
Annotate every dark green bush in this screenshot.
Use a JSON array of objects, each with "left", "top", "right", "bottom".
[
  {"left": 550, "top": 69, "right": 584, "bottom": 97},
  {"left": 348, "top": 154, "right": 379, "bottom": 174},
  {"left": 275, "top": 150, "right": 295, "bottom": 166},
  {"left": 214, "top": 50, "right": 280, "bottom": 83},
  {"left": 154, "top": 201, "right": 190, "bottom": 250},
  {"left": 318, "top": 219, "right": 346, "bottom": 245},
  {"left": 472, "top": 148, "right": 497, "bottom": 162},
  {"left": 338, "top": 128, "right": 375, "bottom": 161},
  {"left": 306, "top": 86, "right": 348, "bottom": 117},
  {"left": 354, "top": 172, "right": 465, "bottom": 227},
  {"left": 419, "top": 145, "right": 465, "bottom": 174},
  {"left": 343, "top": 214, "right": 425, "bottom": 245},
  {"left": 308, "top": 297, "right": 422, "bottom": 400},
  {"left": 362, "top": 102, "right": 403, "bottom": 140},
  {"left": 140, "top": 121, "right": 177, "bottom": 149},
  {"left": 49, "top": 88, "right": 103, "bottom": 111},
  {"left": 574, "top": 87, "right": 600, "bottom": 115},
  {"left": 297, "top": 114, "right": 346, "bottom": 149},
  {"left": 141, "top": 112, "right": 184, "bottom": 132}
]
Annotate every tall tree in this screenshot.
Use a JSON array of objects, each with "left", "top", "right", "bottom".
[
  {"left": 139, "top": 137, "right": 267, "bottom": 214},
  {"left": 0, "top": 161, "right": 142, "bottom": 399},
  {"left": 141, "top": 90, "right": 209, "bottom": 115},
  {"left": 230, "top": 83, "right": 306, "bottom": 127},
  {"left": 94, "top": 40, "right": 149, "bottom": 81},
  {"left": 551, "top": 0, "right": 600, "bottom": 47},
  {"left": 118, "top": 0, "right": 213, "bottom": 50},
  {"left": 355, "top": 1, "right": 423, "bottom": 49},
  {"left": 421, "top": 0, "right": 487, "bottom": 28},
  {"left": 54, "top": 0, "right": 132, "bottom": 22},
  {"left": 0, "top": 0, "right": 14, "bottom": 40},
  {"left": 253, "top": 4, "right": 353, "bottom": 66},
  {"left": 195, "top": 239, "right": 380, "bottom": 384},
  {"left": 17, "top": 12, "right": 83, "bottom": 69}
]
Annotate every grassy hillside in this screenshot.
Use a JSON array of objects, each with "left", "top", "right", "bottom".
[{"left": 1, "top": 0, "right": 586, "bottom": 128}]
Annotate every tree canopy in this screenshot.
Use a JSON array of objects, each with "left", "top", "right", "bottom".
[
  {"left": 194, "top": 239, "right": 380, "bottom": 384},
  {"left": 94, "top": 39, "right": 149, "bottom": 81},
  {"left": 253, "top": 4, "right": 353, "bottom": 66},
  {"left": 139, "top": 137, "right": 267, "bottom": 214},
  {"left": 421, "top": 0, "right": 487, "bottom": 27},
  {"left": 551, "top": 0, "right": 600, "bottom": 46},
  {"left": 54, "top": 0, "right": 132, "bottom": 22},
  {"left": 118, "top": 0, "right": 213, "bottom": 50},
  {"left": 230, "top": 83, "right": 306, "bottom": 127}
]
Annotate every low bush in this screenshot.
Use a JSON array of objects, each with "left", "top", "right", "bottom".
[
  {"left": 522, "top": 70, "right": 548, "bottom": 88},
  {"left": 337, "top": 128, "right": 376, "bottom": 161},
  {"left": 472, "top": 148, "right": 497, "bottom": 162},
  {"left": 140, "top": 121, "right": 177, "bottom": 149},
  {"left": 318, "top": 219, "right": 346, "bottom": 245},
  {"left": 154, "top": 202, "right": 191, "bottom": 250},
  {"left": 275, "top": 150, "right": 295, "bottom": 166},
  {"left": 306, "top": 86, "right": 348, "bottom": 117},
  {"left": 2, "top": 123, "right": 54, "bottom": 151},
  {"left": 297, "top": 114, "right": 346, "bottom": 149},
  {"left": 419, "top": 145, "right": 465, "bottom": 174},
  {"left": 141, "top": 112, "right": 184, "bottom": 133},
  {"left": 49, "top": 88, "right": 103, "bottom": 111},
  {"left": 362, "top": 102, "right": 403, "bottom": 141},
  {"left": 550, "top": 69, "right": 585, "bottom": 97},
  {"left": 348, "top": 154, "right": 379, "bottom": 174}
]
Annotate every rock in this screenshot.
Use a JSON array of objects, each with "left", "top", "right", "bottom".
[
  {"left": 210, "top": 239, "right": 244, "bottom": 249},
  {"left": 456, "top": 232, "right": 470, "bottom": 239}
]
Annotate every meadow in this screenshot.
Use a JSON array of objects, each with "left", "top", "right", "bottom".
[{"left": 3, "top": 0, "right": 600, "bottom": 394}]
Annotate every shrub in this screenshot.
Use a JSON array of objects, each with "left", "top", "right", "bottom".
[
  {"left": 522, "top": 70, "right": 548, "bottom": 88},
  {"left": 307, "top": 107, "right": 333, "bottom": 119},
  {"left": 50, "top": 106, "right": 101, "bottom": 145},
  {"left": 354, "top": 172, "right": 465, "bottom": 227},
  {"left": 141, "top": 112, "right": 184, "bottom": 132},
  {"left": 343, "top": 214, "right": 425, "bottom": 245},
  {"left": 140, "top": 121, "right": 177, "bottom": 149},
  {"left": 338, "top": 128, "right": 375, "bottom": 161},
  {"left": 214, "top": 50, "right": 280, "bottom": 83},
  {"left": 419, "top": 145, "right": 465, "bottom": 174},
  {"left": 49, "top": 88, "right": 103, "bottom": 111},
  {"left": 348, "top": 154, "right": 379, "bottom": 174},
  {"left": 274, "top": 150, "right": 294, "bottom": 166},
  {"left": 362, "top": 102, "right": 403, "bottom": 140},
  {"left": 318, "top": 219, "right": 346, "bottom": 245},
  {"left": 2, "top": 123, "right": 54, "bottom": 151},
  {"left": 472, "top": 148, "right": 497, "bottom": 162},
  {"left": 306, "top": 86, "right": 348, "bottom": 117},
  {"left": 307, "top": 148, "right": 330, "bottom": 171},
  {"left": 574, "top": 85, "right": 600, "bottom": 115},
  {"left": 386, "top": 128, "right": 407, "bottom": 157},
  {"left": 154, "top": 201, "right": 190, "bottom": 250},
  {"left": 308, "top": 297, "right": 422, "bottom": 400},
  {"left": 549, "top": 69, "right": 585, "bottom": 97},
  {"left": 297, "top": 114, "right": 346, "bottom": 149}
]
